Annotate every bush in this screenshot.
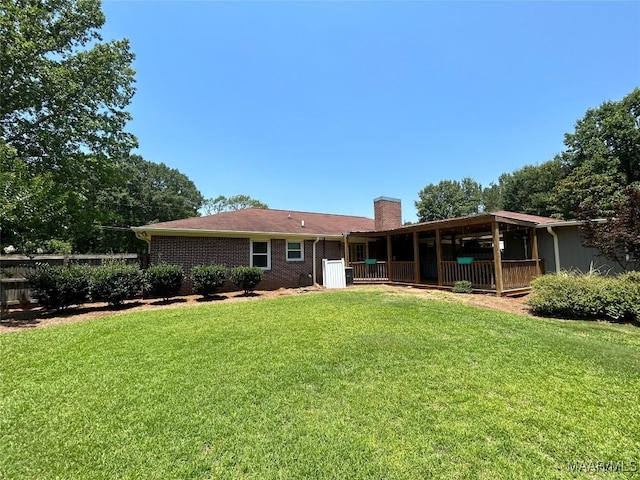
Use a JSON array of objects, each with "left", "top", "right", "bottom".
[
  {"left": 452, "top": 280, "right": 473, "bottom": 294},
  {"left": 27, "top": 263, "right": 91, "bottom": 310},
  {"left": 229, "top": 266, "right": 263, "bottom": 294},
  {"left": 528, "top": 272, "right": 640, "bottom": 322},
  {"left": 90, "top": 261, "right": 143, "bottom": 306},
  {"left": 145, "top": 264, "right": 184, "bottom": 300},
  {"left": 619, "top": 270, "right": 640, "bottom": 284},
  {"left": 191, "top": 265, "right": 227, "bottom": 297}
]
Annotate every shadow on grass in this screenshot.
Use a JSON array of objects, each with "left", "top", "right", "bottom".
[
  {"left": 529, "top": 310, "right": 640, "bottom": 328},
  {"left": 148, "top": 298, "right": 188, "bottom": 307}
]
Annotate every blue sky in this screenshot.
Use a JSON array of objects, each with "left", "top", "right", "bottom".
[{"left": 102, "top": 1, "right": 640, "bottom": 223}]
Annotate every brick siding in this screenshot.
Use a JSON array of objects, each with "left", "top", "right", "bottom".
[{"left": 150, "top": 235, "right": 344, "bottom": 292}]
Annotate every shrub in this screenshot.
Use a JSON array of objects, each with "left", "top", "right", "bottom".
[
  {"left": 90, "top": 261, "right": 143, "bottom": 306},
  {"left": 191, "top": 265, "right": 227, "bottom": 297},
  {"left": 27, "top": 263, "right": 91, "bottom": 310},
  {"left": 145, "top": 264, "right": 184, "bottom": 300},
  {"left": 528, "top": 272, "right": 640, "bottom": 322},
  {"left": 229, "top": 266, "right": 263, "bottom": 294},
  {"left": 452, "top": 280, "right": 473, "bottom": 294},
  {"left": 44, "top": 240, "right": 73, "bottom": 255},
  {"left": 619, "top": 270, "right": 640, "bottom": 284}
]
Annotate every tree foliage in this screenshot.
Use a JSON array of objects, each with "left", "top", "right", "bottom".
[
  {"left": 92, "top": 156, "right": 204, "bottom": 252},
  {"left": 552, "top": 88, "right": 640, "bottom": 218},
  {"left": 499, "top": 158, "right": 567, "bottom": 217},
  {"left": 202, "top": 194, "right": 268, "bottom": 215},
  {"left": 0, "top": 1, "right": 204, "bottom": 253},
  {"left": 416, "top": 177, "right": 482, "bottom": 222},
  {"left": 578, "top": 185, "right": 640, "bottom": 271},
  {"left": 0, "top": 0, "right": 137, "bottom": 164},
  {"left": 0, "top": 0, "right": 137, "bottom": 250},
  {"left": 414, "top": 88, "right": 639, "bottom": 223}
]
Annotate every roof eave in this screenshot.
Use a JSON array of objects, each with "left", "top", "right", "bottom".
[{"left": 130, "top": 226, "right": 345, "bottom": 240}]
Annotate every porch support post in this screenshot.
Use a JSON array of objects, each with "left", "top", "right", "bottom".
[
  {"left": 386, "top": 235, "right": 393, "bottom": 281},
  {"left": 413, "top": 231, "right": 420, "bottom": 284},
  {"left": 492, "top": 221, "right": 504, "bottom": 296},
  {"left": 530, "top": 227, "right": 540, "bottom": 276},
  {"left": 436, "top": 229, "right": 443, "bottom": 287},
  {"left": 343, "top": 235, "right": 350, "bottom": 265}
]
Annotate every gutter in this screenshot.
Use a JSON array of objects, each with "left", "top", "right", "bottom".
[
  {"left": 134, "top": 230, "right": 151, "bottom": 254},
  {"left": 312, "top": 237, "right": 321, "bottom": 285},
  {"left": 546, "top": 226, "right": 561, "bottom": 273}
]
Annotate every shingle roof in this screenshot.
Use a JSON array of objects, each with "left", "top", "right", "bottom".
[
  {"left": 490, "top": 211, "right": 558, "bottom": 224},
  {"left": 134, "top": 208, "right": 375, "bottom": 237}
]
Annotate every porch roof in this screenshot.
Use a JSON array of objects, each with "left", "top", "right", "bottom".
[{"left": 349, "top": 211, "right": 557, "bottom": 237}]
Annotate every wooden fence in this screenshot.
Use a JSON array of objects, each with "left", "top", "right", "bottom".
[{"left": 1, "top": 254, "right": 143, "bottom": 307}]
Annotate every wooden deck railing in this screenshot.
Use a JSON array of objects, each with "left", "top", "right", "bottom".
[
  {"left": 351, "top": 261, "right": 388, "bottom": 282},
  {"left": 502, "top": 260, "right": 544, "bottom": 290},
  {"left": 442, "top": 259, "right": 542, "bottom": 290},
  {"left": 442, "top": 261, "right": 495, "bottom": 289},
  {"left": 389, "top": 261, "right": 415, "bottom": 283},
  {"left": 353, "top": 259, "right": 542, "bottom": 292},
  {"left": 351, "top": 261, "right": 416, "bottom": 283}
]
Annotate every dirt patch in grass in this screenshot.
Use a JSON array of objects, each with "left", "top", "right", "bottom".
[
  {"left": 0, "top": 284, "right": 531, "bottom": 333},
  {"left": 363, "top": 285, "right": 532, "bottom": 317}
]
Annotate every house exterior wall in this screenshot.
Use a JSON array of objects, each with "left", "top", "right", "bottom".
[
  {"left": 537, "top": 225, "right": 632, "bottom": 275},
  {"left": 150, "top": 235, "right": 344, "bottom": 292}
]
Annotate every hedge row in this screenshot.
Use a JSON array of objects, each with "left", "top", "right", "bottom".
[
  {"left": 527, "top": 271, "right": 640, "bottom": 322},
  {"left": 27, "top": 262, "right": 264, "bottom": 310}
]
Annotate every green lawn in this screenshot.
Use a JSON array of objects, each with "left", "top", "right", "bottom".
[{"left": 1, "top": 288, "right": 639, "bottom": 479}]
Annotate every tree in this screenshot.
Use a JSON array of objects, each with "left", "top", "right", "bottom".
[
  {"left": 481, "top": 181, "right": 504, "bottom": 212},
  {"left": 90, "top": 156, "right": 204, "bottom": 253},
  {"left": 0, "top": 0, "right": 137, "bottom": 249},
  {"left": 0, "top": 0, "right": 137, "bottom": 163},
  {"left": 202, "top": 194, "right": 268, "bottom": 215},
  {"left": 416, "top": 177, "right": 482, "bottom": 222},
  {"left": 551, "top": 88, "right": 640, "bottom": 218},
  {"left": 500, "top": 158, "right": 567, "bottom": 217},
  {"left": 578, "top": 185, "right": 640, "bottom": 271}
]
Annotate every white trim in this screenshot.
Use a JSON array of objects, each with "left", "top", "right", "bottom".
[
  {"left": 250, "top": 239, "right": 271, "bottom": 270},
  {"left": 535, "top": 219, "right": 606, "bottom": 228},
  {"left": 286, "top": 240, "right": 304, "bottom": 262}
]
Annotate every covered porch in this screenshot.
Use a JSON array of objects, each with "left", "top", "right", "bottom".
[{"left": 345, "top": 213, "right": 545, "bottom": 296}]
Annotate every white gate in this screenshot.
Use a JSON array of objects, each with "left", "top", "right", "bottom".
[{"left": 322, "top": 258, "right": 346, "bottom": 289}]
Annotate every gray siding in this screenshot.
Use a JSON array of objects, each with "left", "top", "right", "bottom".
[{"left": 537, "top": 225, "right": 635, "bottom": 275}]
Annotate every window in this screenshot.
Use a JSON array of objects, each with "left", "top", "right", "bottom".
[
  {"left": 349, "top": 243, "right": 366, "bottom": 262},
  {"left": 286, "top": 241, "right": 304, "bottom": 261},
  {"left": 251, "top": 240, "right": 270, "bottom": 269}
]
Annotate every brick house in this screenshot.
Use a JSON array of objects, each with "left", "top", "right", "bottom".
[
  {"left": 131, "top": 202, "right": 381, "bottom": 291},
  {"left": 135, "top": 196, "right": 614, "bottom": 295}
]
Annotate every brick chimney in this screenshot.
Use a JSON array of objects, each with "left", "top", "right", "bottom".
[{"left": 374, "top": 197, "right": 402, "bottom": 231}]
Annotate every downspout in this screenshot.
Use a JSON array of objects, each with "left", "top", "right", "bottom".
[
  {"left": 546, "top": 226, "right": 560, "bottom": 273},
  {"left": 134, "top": 230, "right": 151, "bottom": 254},
  {"left": 312, "top": 236, "right": 321, "bottom": 285}
]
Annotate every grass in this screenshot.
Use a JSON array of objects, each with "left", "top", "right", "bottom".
[{"left": 0, "top": 288, "right": 639, "bottom": 479}]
